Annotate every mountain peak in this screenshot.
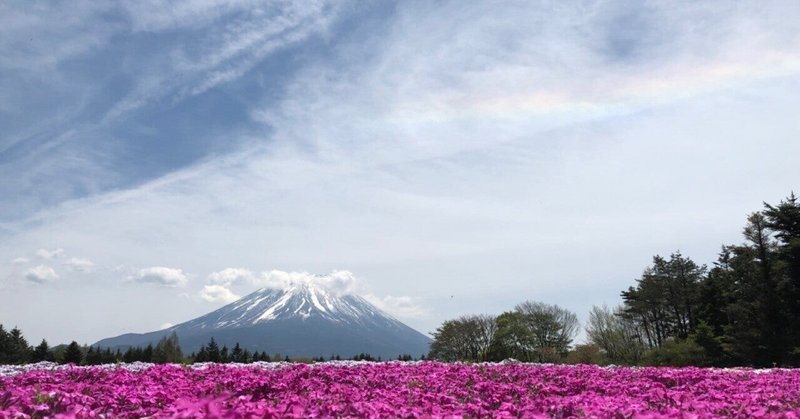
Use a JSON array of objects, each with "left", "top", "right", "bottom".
[
  {"left": 170, "top": 284, "right": 399, "bottom": 333},
  {"left": 95, "top": 279, "right": 432, "bottom": 358}
]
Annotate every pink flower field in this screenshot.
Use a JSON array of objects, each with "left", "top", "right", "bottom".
[{"left": 2, "top": 362, "right": 800, "bottom": 418}]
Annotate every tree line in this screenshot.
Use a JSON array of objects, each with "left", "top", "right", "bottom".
[
  {"left": 429, "top": 193, "right": 800, "bottom": 367},
  {"left": 0, "top": 327, "right": 423, "bottom": 365}
]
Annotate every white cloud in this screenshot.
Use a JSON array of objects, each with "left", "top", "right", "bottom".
[
  {"left": 131, "top": 267, "right": 188, "bottom": 287},
  {"left": 254, "top": 270, "right": 362, "bottom": 296},
  {"left": 159, "top": 322, "right": 174, "bottom": 330},
  {"left": 11, "top": 257, "right": 28, "bottom": 265},
  {"left": 24, "top": 265, "right": 59, "bottom": 284},
  {"left": 65, "top": 257, "right": 95, "bottom": 272},
  {"left": 207, "top": 267, "right": 254, "bottom": 287},
  {"left": 250, "top": 270, "right": 426, "bottom": 318},
  {"left": 35, "top": 248, "right": 64, "bottom": 260},
  {"left": 198, "top": 284, "right": 240, "bottom": 303},
  {"left": 363, "top": 294, "right": 429, "bottom": 319}
]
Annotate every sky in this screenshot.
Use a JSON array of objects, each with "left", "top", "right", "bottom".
[{"left": 1, "top": 1, "right": 800, "bottom": 346}]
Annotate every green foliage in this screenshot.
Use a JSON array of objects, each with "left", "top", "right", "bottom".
[
  {"left": 62, "top": 341, "right": 84, "bottom": 364},
  {"left": 428, "top": 314, "right": 496, "bottom": 362},
  {"left": 614, "top": 192, "right": 800, "bottom": 367},
  {"left": 621, "top": 252, "right": 705, "bottom": 347},
  {"left": 585, "top": 305, "right": 645, "bottom": 365},
  {"left": 643, "top": 338, "right": 707, "bottom": 367},
  {"left": 352, "top": 353, "right": 376, "bottom": 361},
  {"left": 152, "top": 332, "right": 184, "bottom": 363},
  {"left": 690, "top": 322, "right": 723, "bottom": 366},
  {"left": 485, "top": 302, "right": 578, "bottom": 363},
  {"left": 31, "top": 339, "right": 54, "bottom": 362},
  {"left": 0, "top": 326, "right": 33, "bottom": 364},
  {"left": 565, "top": 344, "right": 608, "bottom": 365}
]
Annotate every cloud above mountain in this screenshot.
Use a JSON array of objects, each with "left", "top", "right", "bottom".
[
  {"left": 131, "top": 267, "right": 189, "bottom": 288},
  {"left": 199, "top": 284, "right": 241, "bottom": 303}
]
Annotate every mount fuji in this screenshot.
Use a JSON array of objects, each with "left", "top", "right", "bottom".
[{"left": 94, "top": 283, "right": 432, "bottom": 359}]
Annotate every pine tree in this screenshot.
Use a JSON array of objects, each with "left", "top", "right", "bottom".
[
  {"left": 7, "top": 327, "right": 31, "bottom": 364},
  {"left": 0, "top": 325, "right": 11, "bottom": 364},
  {"left": 85, "top": 346, "right": 103, "bottom": 365},
  {"left": 764, "top": 192, "right": 800, "bottom": 363},
  {"left": 153, "top": 332, "right": 184, "bottom": 363},
  {"left": 206, "top": 338, "right": 221, "bottom": 363},
  {"left": 231, "top": 343, "right": 243, "bottom": 363},
  {"left": 143, "top": 344, "right": 154, "bottom": 363},
  {"left": 63, "top": 341, "right": 83, "bottom": 364},
  {"left": 32, "top": 339, "right": 54, "bottom": 362}
]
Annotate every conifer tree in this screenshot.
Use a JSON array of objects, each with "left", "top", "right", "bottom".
[
  {"left": 153, "top": 332, "right": 184, "bottom": 363},
  {"left": 0, "top": 325, "right": 10, "bottom": 364},
  {"left": 7, "top": 327, "right": 31, "bottom": 364},
  {"left": 32, "top": 339, "right": 54, "bottom": 362},
  {"left": 63, "top": 341, "right": 83, "bottom": 364},
  {"left": 206, "top": 338, "right": 221, "bottom": 363},
  {"left": 231, "top": 343, "right": 243, "bottom": 363}
]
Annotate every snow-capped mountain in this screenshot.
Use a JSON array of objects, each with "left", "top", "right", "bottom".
[{"left": 94, "top": 283, "right": 432, "bottom": 359}]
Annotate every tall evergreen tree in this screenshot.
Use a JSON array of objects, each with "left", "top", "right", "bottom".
[
  {"left": 621, "top": 253, "right": 705, "bottom": 346},
  {"left": 7, "top": 327, "right": 31, "bottom": 364},
  {"left": 0, "top": 325, "right": 10, "bottom": 364},
  {"left": 206, "top": 338, "right": 221, "bottom": 363},
  {"left": 230, "top": 343, "right": 243, "bottom": 363},
  {"left": 31, "top": 339, "right": 54, "bottom": 362},
  {"left": 62, "top": 341, "right": 83, "bottom": 364},
  {"left": 764, "top": 192, "right": 800, "bottom": 361},
  {"left": 153, "top": 332, "right": 184, "bottom": 363}
]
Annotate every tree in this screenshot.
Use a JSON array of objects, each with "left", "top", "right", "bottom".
[
  {"left": 764, "top": 192, "right": 800, "bottom": 361},
  {"left": 62, "top": 341, "right": 83, "bottom": 364},
  {"left": 585, "top": 305, "right": 645, "bottom": 365},
  {"left": 206, "top": 338, "right": 221, "bottom": 363},
  {"left": 719, "top": 214, "right": 786, "bottom": 366},
  {"left": 621, "top": 252, "right": 705, "bottom": 346},
  {"left": 487, "top": 302, "right": 578, "bottom": 362},
  {"left": 429, "top": 314, "right": 497, "bottom": 362},
  {"left": 516, "top": 301, "right": 578, "bottom": 358},
  {"left": 6, "top": 327, "right": 31, "bottom": 364},
  {"left": 230, "top": 343, "right": 244, "bottom": 363},
  {"left": 0, "top": 325, "right": 10, "bottom": 364},
  {"left": 85, "top": 346, "right": 104, "bottom": 365},
  {"left": 153, "top": 332, "right": 184, "bottom": 363},
  {"left": 31, "top": 339, "right": 54, "bottom": 362}
]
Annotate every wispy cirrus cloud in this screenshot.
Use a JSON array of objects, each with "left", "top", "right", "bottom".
[{"left": 0, "top": 1, "right": 348, "bottom": 224}]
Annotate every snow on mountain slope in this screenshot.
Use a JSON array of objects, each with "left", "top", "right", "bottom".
[
  {"left": 178, "top": 283, "right": 409, "bottom": 331},
  {"left": 94, "top": 281, "right": 432, "bottom": 358}
]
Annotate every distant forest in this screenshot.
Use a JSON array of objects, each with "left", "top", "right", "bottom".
[
  {"left": 429, "top": 192, "right": 800, "bottom": 367},
  {"left": 0, "top": 328, "right": 419, "bottom": 365},
  {"left": 2, "top": 193, "right": 798, "bottom": 367}
]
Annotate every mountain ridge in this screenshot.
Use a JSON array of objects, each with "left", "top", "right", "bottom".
[{"left": 94, "top": 283, "right": 431, "bottom": 359}]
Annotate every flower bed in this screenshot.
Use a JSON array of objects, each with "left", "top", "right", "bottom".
[{"left": 2, "top": 362, "right": 799, "bottom": 417}]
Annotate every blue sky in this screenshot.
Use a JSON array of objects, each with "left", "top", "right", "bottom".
[{"left": 1, "top": 1, "right": 800, "bottom": 345}]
